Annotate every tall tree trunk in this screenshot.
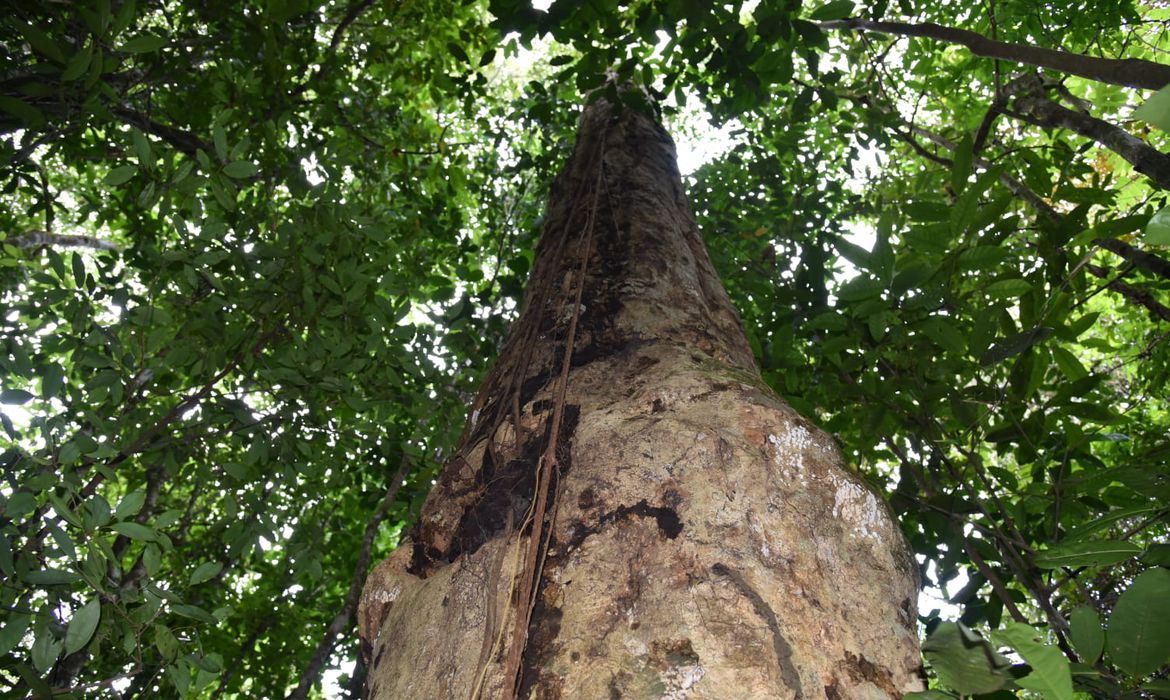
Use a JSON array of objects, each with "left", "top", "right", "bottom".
[{"left": 359, "top": 95, "right": 923, "bottom": 699}]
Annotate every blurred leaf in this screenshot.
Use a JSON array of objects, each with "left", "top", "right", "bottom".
[
  {"left": 1070, "top": 605, "right": 1104, "bottom": 664},
  {"left": 189, "top": 562, "right": 224, "bottom": 585},
  {"left": 64, "top": 599, "right": 101, "bottom": 655},
  {"left": 1034, "top": 540, "right": 1142, "bottom": 568},
  {"left": 1134, "top": 84, "right": 1170, "bottom": 132},
  {"left": 110, "top": 522, "right": 157, "bottom": 541},
  {"left": 1146, "top": 205, "right": 1170, "bottom": 246},
  {"left": 980, "top": 326, "right": 1052, "bottom": 367},
  {"left": 121, "top": 33, "right": 167, "bottom": 53},
  {"left": 223, "top": 161, "right": 259, "bottom": 179}
]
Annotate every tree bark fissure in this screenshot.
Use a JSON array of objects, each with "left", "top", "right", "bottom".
[{"left": 359, "top": 97, "right": 922, "bottom": 699}]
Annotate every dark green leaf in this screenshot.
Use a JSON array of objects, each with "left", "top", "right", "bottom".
[
  {"left": 922, "top": 621, "right": 1013, "bottom": 695},
  {"left": 64, "top": 599, "right": 101, "bottom": 655},
  {"left": 0, "top": 389, "right": 34, "bottom": 405},
  {"left": 1034, "top": 540, "right": 1141, "bottom": 569},
  {"left": 1107, "top": 568, "right": 1170, "bottom": 677},
  {"left": 189, "top": 562, "right": 223, "bottom": 585},
  {"left": 222, "top": 161, "right": 259, "bottom": 179},
  {"left": 104, "top": 164, "right": 138, "bottom": 186},
  {"left": 110, "top": 522, "right": 157, "bottom": 541},
  {"left": 980, "top": 326, "right": 1052, "bottom": 367},
  {"left": 809, "top": 0, "right": 854, "bottom": 20},
  {"left": 121, "top": 34, "right": 167, "bottom": 53},
  {"left": 1070, "top": 605, "right": 1104, "bottom": 664}
]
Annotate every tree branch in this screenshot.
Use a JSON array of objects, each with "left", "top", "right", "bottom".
[
  {"left": 1005, "top": 82, "right": 1170, "bottom": 190},
  {"left": 285, "top": 457, "right": 412, "bottom": 700},
  {"left": 1086, "top": 264, "right": 1170, "bottom": 322},
  {"left": 6, "top": 230, "right": 120, "bottom": 252},
  {"left": 111, "top": 106, "right": 210, "bottom": 158},
  {"left": 821, "top": 18, "right": 1170, "bottom": 90},
  {"left": 1094, "top": 237, "right": 1170, "bottom": 280}
]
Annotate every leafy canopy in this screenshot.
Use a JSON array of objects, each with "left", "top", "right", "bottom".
[{"left": 1, "top": 0, "right": 1169, "bottom": 697}]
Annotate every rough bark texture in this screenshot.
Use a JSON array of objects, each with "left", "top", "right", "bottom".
[{"left": 359, "top": 97, "right": 923, "bottom": 699}]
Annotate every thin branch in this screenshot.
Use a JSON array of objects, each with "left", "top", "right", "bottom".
[
  {"left": 6, "top": 230, "right": 120, "bottom": 252},
  {"left": 329, "top": 0, "right": 379, "bottom": 53},
  {"left": 1086, "top": 264, "right": 1170, "bottom": 322},
  {"left": 1094, "top": 237, "right": 1170, "bottom": 280},
  {"left": 111, "top": 106, "right": 210, "bottom": 157},
  {"left": 820, "top": 18, "right": 1170, "bottom": 90},
  {"left": 285, "top": 457, "right": 412, "bottom": 700}
]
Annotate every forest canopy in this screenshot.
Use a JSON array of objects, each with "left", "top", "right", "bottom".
[{"left": 1, "top": 0, "right": 1169, "bottom": 697}]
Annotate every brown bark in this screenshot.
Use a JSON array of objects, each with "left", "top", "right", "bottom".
[
  {"left": 820, "top": 18, "right": 1170, "bottom": 91},
  {"left": 359, "top": 94, "right": 923, "bottom": 699}
]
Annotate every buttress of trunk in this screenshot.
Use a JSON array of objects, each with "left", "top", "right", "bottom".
[{"left": 359, "top": 94, "right": 924, "bottom": 699}]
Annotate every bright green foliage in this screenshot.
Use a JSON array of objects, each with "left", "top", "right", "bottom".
[{"left": 2, "top": 0, "right": 1169, "bottom": 697}]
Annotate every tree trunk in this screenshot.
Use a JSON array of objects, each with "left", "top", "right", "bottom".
[{"left": 358, "top": 95, "right": 924, "bottom": 699}]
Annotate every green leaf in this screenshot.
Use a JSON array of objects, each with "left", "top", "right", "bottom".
[
  {"left": 222, "top": 160, "right": 259, "bottom": 179},
  {"left": 1034, "top": 540, "right": 1141, "bottom": 568},
  {"left": 1145, "top": 543, "right": 1170, "bottom": 567},
  {"left": 121, "top": 33, "right": 167, "bottom": 53},
  {"left": 919, "top": 317, "right": 967, "bottom": 355},
  {"left": 154, "top": 623, "right": 180, "bottom": 661},
  {"left": 114, "top": 491, "right": 147, "bottom": 520},
  {"left": 1070, "top": 605, "right": 1104, "bottom": 664},
  {"left": 984, "top": 278, "right": 1033, "bottom": 299},
  {"left": 31, "top": 624, "right": 60, "bottom": 673},
  {"left": 952, "top": 132, "right": 974, "bottom": 195},
  {"left": 922, "top": 621, "right": 1013, "bottom": 695},
  {"left": 835, "top": 276, "right": 885, "bottom": 301},
  {"left": 1050, "top": 346, "right": 1088, "bottom": 380},
  {"left": 21, "top": 23, "right": 66, "bottom": 62},
  {"left": 980, "top": 326, "right": 1053, "bottom": 367},
  {"left": 1064, "top": 507, "right": 1155, "bottom": 542},
  {"left": 1146, "top": 205, "right": 1170, "bottom": 246},
  {"left": 105, "top": 164, "right": 139, "bottom": 186},
  {"left": 1, "top": 389, "right": 34, "bottom": 405},
  {"left": 24, "top": 569, "right": 80, "bottom": 586},
  {"left": 189, "top": 562, "right": 223, "bottom": 585},
  {"left": 0, "top": 96, "right": 46, "bottom": 127},
  {"left": 110, "top": 522, "right": 157, "bottom": 541},
  {"left": 992, "top": 622, "right": 1073, "bottom": 700},
  {"left": 809, "top": 0, "right": 854, "bottom": 20},
  {"left": 71, "top": 251, "right": 85, "bottom": 286},
  {"left": 0, "top": 613, "right": 31, "bottom": 657},
  {"left": 1106, "top": 568, "right": 1170, "bottom": 677},
  {"left": 172, "top": 603, "right": 218, "bottom": 624},
  {"left": 61, "top": 41, "right": 93, "bottom": 81},
  {"left": 64, "top": 599, "right": 101, "bottom": 655},
  {"left": 1134, "top": 84, "right": 1170, "bottom": 133}
]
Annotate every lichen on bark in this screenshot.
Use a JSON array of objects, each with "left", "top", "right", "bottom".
[{"left": 359, "top": 93, "right": 923, "bottom": 699}]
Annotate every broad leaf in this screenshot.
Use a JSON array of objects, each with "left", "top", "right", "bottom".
[
  {"left": 993, "top": 622, "right": 1073, "bottom": 700},
  {"left": 1034, "top": 540, "right": 1142, "bottom": 569},
  {"left": 1106, "top": 568, "right": 1170, "bottom": 677}
]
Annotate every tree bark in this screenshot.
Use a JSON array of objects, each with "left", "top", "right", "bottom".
[
  {"left": 358, "top": 95, "right": 923, "bottom": 699},
  {"left": 820, "top": 18, "right": 1170, "bottom": 91}
]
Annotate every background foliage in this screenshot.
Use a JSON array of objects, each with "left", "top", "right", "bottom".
[{"left": 1, "top": 0, "right": 1168, "bottom": 697}]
